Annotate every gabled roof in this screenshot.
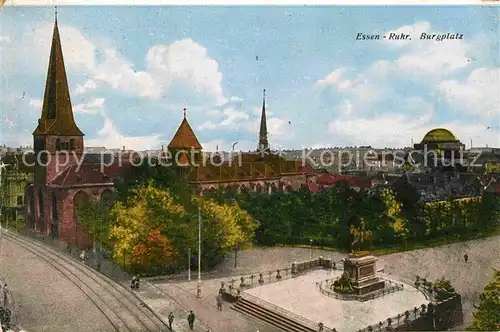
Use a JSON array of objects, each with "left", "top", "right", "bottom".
[
  {"left": 168, "top": 117, "right": 202, "bottom": 150},
  {"left": 50, "top": 163, "right": 131, "bottom": 187},
  {"left": 33, "top": 19, "right": 84, "bottom": 137}
]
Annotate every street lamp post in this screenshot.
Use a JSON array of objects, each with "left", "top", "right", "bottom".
[
  {"left": 188, "top": 248, "right": 191, "bottom": 281},
  {"left": 197, "top": 206, "right": 202, "bottom": 298},
  {"left": 310, "top": 238, "right": 313, "bottom": 259}
]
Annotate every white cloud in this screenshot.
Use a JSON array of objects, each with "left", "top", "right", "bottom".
[
  {"left": 73, "top": 98, "right": 106, "bottom": 114},
  {"left": 27, "top": 23, "right": 96, "bottom": 72},
  {"left": 86, "top": 115, "right": 163, "bottom": 151},
  {"left": 388, "top": 22, "right": 471, "bottom": 77},
  {"left": 23, "top": 23, "right": 228, "bottom": 104},
  {"left": 198, "top": 121, "right": 218, "bottom": 130},
  {"left": 438, "top": 67, "right": 500, "bottom": 117},
  {"left": 316, "top": 68, "right": 351, "bottom": 87},
  {"left": 94, "top": 48, "right": 161, "bottom": 98},
  {"left": 73, "top": 79, "right": 97, "bottom": 96},
  {"left": 29, "top": 98, "right": 43, "bottom": 109},
  {"left": 147, "top": 39, "right": 227, "bottom": 105},
  {"left": 328, "top": 97, "right": 434, "bottom": 148},
  {"left": 219, "top": 108, "right": 249, "bottom": 126}
]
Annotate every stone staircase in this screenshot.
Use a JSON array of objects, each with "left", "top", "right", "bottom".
[{"left": 231, "top": 297, "right": 317, "bottom": 332}]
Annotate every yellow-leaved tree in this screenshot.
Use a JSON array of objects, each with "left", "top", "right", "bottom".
[
  {"left": 379, "top": 188, "right": 409, "bottom": 246},
  {"left": 194, "top": 197, "right": 259, "bottom": 268},
  {"left": 109, "top": 183, "right": 185, "bottom": 268}
]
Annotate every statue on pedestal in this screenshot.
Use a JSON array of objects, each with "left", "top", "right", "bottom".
[{"left": 349, "top": 218, "right": 372, "bottom": 257}]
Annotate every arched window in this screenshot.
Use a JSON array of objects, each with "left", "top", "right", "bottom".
[
  {"left": 38, "top": 188, "right": 44, "bottom": 217},
  {"left": 55, "top": 139, "right": 61, "bottom": 151},
  {"left": 255, "top": 183, "right": 262, "bottom": 193},
  {"left": 52, "top": 192, "right": 58, "bottom": 221},
  {"left": 70, "top": 139, "right": 75, "bottom": 150}
]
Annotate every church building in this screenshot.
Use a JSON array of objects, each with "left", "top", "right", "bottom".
[
  {"left": 165, "top": 91, "right": 317, "bottom": 195},
  {"left": 23, "top": 18, "right": 317, "bottom": 249},
  {"left": 24, "top": 17, "right": 130, "bottom": 248}
]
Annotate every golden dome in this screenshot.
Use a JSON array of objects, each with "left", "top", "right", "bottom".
[{"left": 421, "top": 128, "right": 458, "bottom": 143}]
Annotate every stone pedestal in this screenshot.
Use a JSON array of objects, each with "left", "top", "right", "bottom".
[{"left": 343, "top": 254, "right": 385, "bottom": 295}]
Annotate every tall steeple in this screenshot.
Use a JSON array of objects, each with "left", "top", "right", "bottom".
[
  {"left": 258, "top": 89, "right": 270, "bottom": 153},
  {"left": 33, "top": 13, "right": 84, "bottom": 137}
]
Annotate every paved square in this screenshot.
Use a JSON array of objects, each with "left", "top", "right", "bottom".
[{"left": 244, "top": 269, "right": 428, "bottom": 331}]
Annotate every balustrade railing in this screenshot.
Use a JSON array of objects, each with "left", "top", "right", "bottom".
[{"left": 356, "top": 305, "right": 428, "bottom": 332}]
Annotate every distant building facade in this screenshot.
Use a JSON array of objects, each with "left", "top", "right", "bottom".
[{"left": 0, "top": 153, "right": 34, "bottom": 223}]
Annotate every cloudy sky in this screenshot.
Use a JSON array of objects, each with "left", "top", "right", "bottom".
[{"left": 0, "top": 5, "right": 498, "bottom": 151}]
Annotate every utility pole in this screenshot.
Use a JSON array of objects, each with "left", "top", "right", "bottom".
[
  {"left": 188, "top": 248, "right": 191, "bottom": 281},
  {"left": 197, "top": 206, "right": 202, "bottom": 298}
]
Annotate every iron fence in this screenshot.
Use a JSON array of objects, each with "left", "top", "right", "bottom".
[{"left": 316, "top": 276, "right": 404, "bottom": 302}]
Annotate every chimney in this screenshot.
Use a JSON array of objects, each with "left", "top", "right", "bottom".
[{"left": 122, "top": 146, "right": 125, "bottom": 151}]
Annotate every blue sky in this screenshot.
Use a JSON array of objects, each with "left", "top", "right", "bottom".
[{"left": 1, "top": 5, "right": 499, "bottom": 151}]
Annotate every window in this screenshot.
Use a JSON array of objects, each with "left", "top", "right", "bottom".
[
  {"left": 56, "top": 139, "right": 61, "bottom": 151},
  {"left": 70, "top": 139, "right": 75, "bottom": 150},
  {"left": 17, "top": 196, "right": 23, "bottom": 206}
]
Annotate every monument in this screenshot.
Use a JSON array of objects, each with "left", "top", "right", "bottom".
[
  {"left": 332, "top": 219, "right": 386, "bottom": 297},
  {"left": 342, "top": 254, "right": 385, "bottom": 295}
]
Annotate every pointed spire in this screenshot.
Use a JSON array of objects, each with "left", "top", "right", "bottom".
[
  {"left": 168, "top": 108, "right": 202, "bottom": 150},
  {"left": 258, "top": 89, "right": 269, "bottom": 153},
  {"left": 33, "top": 14, "right": 83, "bottom": 136}
]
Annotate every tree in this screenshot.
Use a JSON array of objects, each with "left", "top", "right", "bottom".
[
  {"left": 109, "top": 184, "right": 185, "bottom": 268},
  {"left": 129, "top": 229, "right": 179, "bottom": 273},
  {"left": 469, "top": 269, "right": 500, "bottom": 331},
  {"left": 195, "top": 197, "right": 259, "bottom": 268},
  {"left": 76, "top": 199, "right": 113, "bottom": 249}
]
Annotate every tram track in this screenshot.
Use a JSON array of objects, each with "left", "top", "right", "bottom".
[{"left": 2, "top": 230, "right": 169, "bottom": 332}]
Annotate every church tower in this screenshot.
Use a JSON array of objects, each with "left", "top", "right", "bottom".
[
  {"left": 168, "top": 108, "right": 203, "bottom": 167},
  {"left": 33, "top": 15, "right": 84, "bottom": 185},
  {"left": 258, "top": 89, "right": 270, "bottom": 154}
]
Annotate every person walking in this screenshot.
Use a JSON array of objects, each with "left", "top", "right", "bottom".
[
  {"left": 318, "top": 322, "right": 324, "bottom": 331},
  {"left": 80, "top": 249, "right": 86, "bottom": 262},
  {"left": 187, "top": 310, "right": 195, "bottom": 330},
  {"left": 168, "top": 312, "right": 174, "bottom": 330},
  {"left": 464, "top": 253, "right": 469, "bottom": 263},
  {"left": 216, "top": 294, "right": 223, "bottom": 311}
]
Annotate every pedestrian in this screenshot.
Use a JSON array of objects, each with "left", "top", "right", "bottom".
[
  {"left": 168, "top": 312, "right": 174, "bottom": 330},
  {"left": 318, "top": 322, "right": 324, "bottom": 331},
  {"left": 131, "top": 276, "right": 137, "bottom": 290},
  {"left": 464, "top": 253, "right": 468, "bottom": 263},
  {"left": 3, "top": 283, "right": 8, "bottom": 306},
  {"left": 187, "top": 310, "right": 195, "bottom": 330},
  {"left": 216, "top": 294, "right": 223, "bottom": 311},
  {"left": 80, "top": 249, "right": 86, "bottom": 262}
]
